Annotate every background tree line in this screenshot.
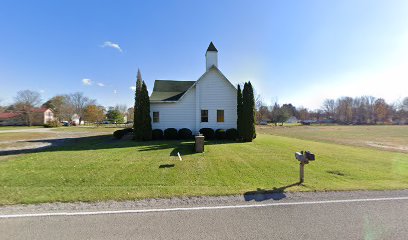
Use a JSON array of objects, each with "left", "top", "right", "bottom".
[
  {"left": 255, "top": 95, "right": 408, "bottom": 125},
  {"left": 0, "top": 90, "right": 134, "bottom": 125}
]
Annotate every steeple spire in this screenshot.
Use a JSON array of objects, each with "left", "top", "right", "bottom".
[
  {"left": 206, "top": 42, "right": 218, "bottom": 52},
  {"left": 205, "top": 42, "right": 218, "bottom": 70}
]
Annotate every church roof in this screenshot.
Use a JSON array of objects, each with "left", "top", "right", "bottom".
[
  {"left": 206, "top": 42, "right": 218, "bottom": 52},
  {"left": 150, "top": 80, "right": 196, "bottom": 102}
]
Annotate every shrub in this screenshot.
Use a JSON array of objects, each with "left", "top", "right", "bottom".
[
  {"left": 43, "top": 119, "right": 61, "bottom": 128},
  {"left": 113, "top": 129, "right": 125, "bottom": 139},
  {"left": 226, "top": 128, "right": 239, "bottom": 140},
  {"left": 124, "top": 128, "right": 134, "bottom": 133},
  {"left": 152, "top": 129, "right": 164, "bottom": 140},
  {"left": 178, "top": 128, "right": 193, "bottom": 140},
  {"left": 164, "top": 128, "right": 178, "bottom": 140},
  {"left": 215, "top": 129, "right": 226, "bottom": 140},
  {"left": 199, "top": 128, "right": 215, "bottom": 140}
]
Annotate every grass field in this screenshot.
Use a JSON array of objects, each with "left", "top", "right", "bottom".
[
  {"left": 0, "top": 125, "right": 407, "bottom": 205},
  {"left": 0, "top": 126, "right": 42, "bottom": 131},
  {"left": 258, "top": 125, "right": 408, "bottom": 153},
  {"left": 51, "top": 126, "right": 123, "bottom": 132}
]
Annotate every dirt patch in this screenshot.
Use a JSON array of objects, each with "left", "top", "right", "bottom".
[{"left": 365, "top": 141, "right": 408, "bottom": 152}]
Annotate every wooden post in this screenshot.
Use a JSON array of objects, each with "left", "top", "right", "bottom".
[{"left": 299, "top": 162, "right": 305, "bottom": 183}]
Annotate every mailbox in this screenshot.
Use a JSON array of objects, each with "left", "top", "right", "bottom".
[
  {"left": 295, "top": 152, "right": 306, "bottom": 162},
  {"left": 305, "top": 151, "right": 315, "bottom": 161},
  {"left": 295, "top": 150, "right": 316, "bottom": 183}
]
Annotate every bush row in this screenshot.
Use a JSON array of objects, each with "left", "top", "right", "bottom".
[
  {"left": 114, "top": 128, "right": 239, "bottom": 140},
  {"left": 153, "top": 128, "right": 193, "bottom": 140},
  {"left": 151, "top": 128, "right": 239, "bottom": 140},
  {"left": 199, "top": 128, "right": 238, "bottom": 140}
]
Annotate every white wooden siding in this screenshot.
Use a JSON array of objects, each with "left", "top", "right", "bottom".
[
  {"left": 197, "top": 69, "right": 237, "bottom": 130},
  {"left": 150, "top": 86, "right": 196, "bottom": 131}
]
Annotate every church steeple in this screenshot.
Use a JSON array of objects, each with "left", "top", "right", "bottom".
[
  {"left": 205, "top": 42, "right": 218, "bottom": 70},
  {"left": 207, "top": 42, "right": 218, "bottom": 52}
]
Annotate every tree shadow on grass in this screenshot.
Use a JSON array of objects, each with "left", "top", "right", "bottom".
[
  {"left": 243, "top": 182, "right": 301, "bottom": 202},
  {"left": 159, "top": 164, "right": 175, "bottom": 168},
  {"left": 0, "top": 134, "right": 243, "bottom": 158},
  {"left": 138, "top": 139, "right": 241, "bottom": 156}
]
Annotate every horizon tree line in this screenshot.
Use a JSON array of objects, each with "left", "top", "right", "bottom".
[
  {"left": 255, "top": 95, "right": 408, "bottom": 125},
  {"left": 0, "top": 90, "right": 134, "bottom": 125}
]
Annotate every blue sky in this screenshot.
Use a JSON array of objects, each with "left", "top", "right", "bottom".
[{"left": 0, "top": 0, "right": 407, "bottom": 109}]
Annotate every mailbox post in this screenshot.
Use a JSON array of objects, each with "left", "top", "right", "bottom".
[
  {"left": 295, "top": 151, "right": 315, "bottom": 183},
  {"left": 300, "top": 161, "right": 305, "bottom": 183}
]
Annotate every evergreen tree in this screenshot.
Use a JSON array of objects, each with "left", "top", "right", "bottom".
[
  {"left": 237, "top": 84, "right": 243, "bottom": 139},
  {"left": 140, "top": 81, "right": 152, "bottom": 140},
  {"left": 133, "top": 69, "right": 143, "bottom": 140},
  {"left": 242, "top": 82, "right": 249, "bottom": 140},
  {"left": 242, "top": 82, "right": 256, "bottom": 142},
  {"left": 247, "top": 82, "right": 256, "bottom": 139}
]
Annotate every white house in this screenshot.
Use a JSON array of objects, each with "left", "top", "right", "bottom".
[{"left": 150, "top": 42, "right": 237, "bottom": 134}]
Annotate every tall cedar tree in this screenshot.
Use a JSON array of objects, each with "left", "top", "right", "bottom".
[
  {"left": 237, "top": 84, "right": 243, "bottom": 139},
  {"left": 247, "top": 82, "right": 256, "bottom": 139},
  {"left": 242, "top": 82, "right": 249, "bottom": 140},
  {"left": 133, "top": 69, "right": 143, "bottom": 140},
  {"left": 242, "top": 82, "right": 256, "bottom": 142},
  {"left": 140, "top": 81, "right": 152, "bottom": 140}
]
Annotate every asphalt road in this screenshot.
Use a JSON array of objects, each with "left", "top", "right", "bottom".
[{"left": 1, "top": 191, "right": 408, "bottom": 240}]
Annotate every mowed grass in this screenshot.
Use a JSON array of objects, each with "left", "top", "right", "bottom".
[
  {"left": 0, "top": 132, "right": 408, "bottom": 205},
  {"left": 0, "top": 126, "right": 42, "bottom": 131},
  {"left": 51, "top": 126, "right": 123, "bottom": 132},
  {"left": 258, "top": 125, "right": 408, "bottom": 153},
  {"left": 0, "top": 132, "right": 55, "bottom": 142}
]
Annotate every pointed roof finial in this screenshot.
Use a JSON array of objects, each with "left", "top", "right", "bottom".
[{"left": 207, "top": 42, "right": 218, "bottom": 52}]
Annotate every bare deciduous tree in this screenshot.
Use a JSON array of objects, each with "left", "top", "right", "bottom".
[
  {"left": 67, "top": 92, "right": 96, "bottom": 125},
  {"left": 14, "top": 90, "right": 42, "bottom": 126}
]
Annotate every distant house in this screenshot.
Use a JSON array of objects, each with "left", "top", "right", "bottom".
[
  {"left": 71, "top": 114, "right": 84, "bottom": 125},
  {"left": 31, "top": 108, "right": 55, "bottom": 125},
  {"left": 0, "top": 112, "right": 26, "bottom": 126},
  {"left": 149, "top": 42, "right": 237, "bottom": 134},
  {"left": 0, "top": 108, "right": 54, "bottom": 126},
  {"left": 286, "top": 116, "right": 298, "bottom": 124}
]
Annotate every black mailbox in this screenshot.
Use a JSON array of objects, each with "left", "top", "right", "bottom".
[{"left": 305, "top": 151, "right": 315, "bottom": 161}]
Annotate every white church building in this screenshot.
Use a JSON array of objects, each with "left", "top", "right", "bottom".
[{"left": 150, "top": 42, "right": 237, "bottom": 134}]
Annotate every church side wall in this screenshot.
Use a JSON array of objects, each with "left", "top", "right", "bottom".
[{"left": 150, "top": 86, "right": 197, "bottom": 132}]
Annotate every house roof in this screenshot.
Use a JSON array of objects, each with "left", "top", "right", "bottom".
[
  {"left": 206, "top": 42, "right": 218, "bottom": 52},
  {"left": 0, "top": 112, "right": 22, "bottom": 119},
  {"left": 150, "top": 80, "right": 196, "bottom": 102},
  {"left": 150, "top": 66, "right": 236, "bottom": 103}
]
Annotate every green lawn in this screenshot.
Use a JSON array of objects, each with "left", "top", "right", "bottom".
[
  {"left": 1, "top": 132, "right": 407, "bottom": 205},
  {"left": 258, "top": 125, "right": 408, "bottom": 153},
  {"left": 51, "top": 126, "right": 123, "bottom": 132},
  {"left": 0, "top": 126, "right": 42, "bottom": 131}
]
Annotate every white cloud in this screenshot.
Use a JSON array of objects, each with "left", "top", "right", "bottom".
[
  {"left": 101, "top": 41, "right": 122, "bottom": 52},
  {"left": 97, "top": 83, "right": 105, "bottom": 87},
  {"left": 39, "top": 89, "right": 45, "bottom": 93},
  {"left": 130, "top": 86, "right": 136, "bottom": 91},
  {"left": 82, "top": 78, "right": 92, "bottom": 85},
  {"left": 113, "top": 90, "right": 117, "bottom": 94}
]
